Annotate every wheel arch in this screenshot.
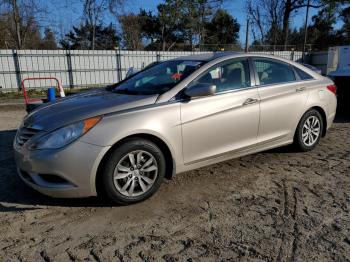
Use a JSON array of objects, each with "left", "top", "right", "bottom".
[
  {"left": 309, "top": 106, "right": 327, "bottom": 137},
  {"left": 95, "top": 133, "right": 175, "bottom": 197},
  {"left": 295, "top": 106, "right": 328, "bottom": 139}
]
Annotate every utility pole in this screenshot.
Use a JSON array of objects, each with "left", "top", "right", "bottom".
[
  {"left": 302, "top": 0, "right": 310, "bottom": 62},
  {"left": 245, "top": 19, "right": 250, "bottom": 53}
]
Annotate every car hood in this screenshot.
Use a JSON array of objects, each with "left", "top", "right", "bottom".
[{"left": 23, "top": 88, "right": 159, "bottom": 132}]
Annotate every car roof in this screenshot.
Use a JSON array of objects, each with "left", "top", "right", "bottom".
[
  {"left": 169, "top": 52, "right": 323, "bottom": 80},
  {"left": 172, "top": 51, "right": 243, "bottom": 62}
]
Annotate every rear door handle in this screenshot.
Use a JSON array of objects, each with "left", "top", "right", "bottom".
[
  {"left": 243, "top": 98, "right": 259, "bottom": 106},
  {"left": 296, "top": 87, "right": 306, "bottom": 92}
]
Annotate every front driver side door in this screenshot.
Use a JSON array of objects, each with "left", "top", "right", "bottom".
[{"left": 180, "top": 58, "right": 260, "bottom": 165}]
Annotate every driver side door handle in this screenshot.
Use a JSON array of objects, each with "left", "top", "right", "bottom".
[
  {"left": 296, "top": 87, "right": 306, "bottom": 92},
  {"left": 243, "top": 98, "right": 259, "bottom": 106}
]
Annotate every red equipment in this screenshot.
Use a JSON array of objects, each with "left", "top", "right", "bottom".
[{"left": 21, "top": 77, "right": 65, "bottom": 112}]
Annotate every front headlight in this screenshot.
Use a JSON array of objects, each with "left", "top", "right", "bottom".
[{"left": 29, "top": 116, "right": 102, "bottom": 150}]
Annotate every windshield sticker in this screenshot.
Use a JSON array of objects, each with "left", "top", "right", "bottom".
[{"left": 171, "top": 73, "right": 182, "bottom": 80}]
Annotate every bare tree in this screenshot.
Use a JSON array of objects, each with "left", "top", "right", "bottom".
[
  {"left": 82, "top": 0, "right": 109, "bottom": 50},
  {"left": 246, "top": 0, "right": 325, "bottom": 48},
  {"left": 83, "top": 0, "right": 125, "bottom": 49},
  {"left": 119, "top": 13, "right": 143, "bottom": 49},
  {"left": 108, "top": 0, "right": 125, "bottom": 18},
  {"left": 281, "top": 0, "right": 323, "bottom": 49},
  {"left": 246, "top": 0, "right": 266, "bottom": 43},
  {"left": 157, "top": 0, "right": 184, "bottom": 51},
  {"left": 0, "top": 0, "right": 45, "bottom": 49},
  {"left": 185, "top": 0, "right": 224, "bottom": 46},
  {"left": 246, "top": 0, "right": 284, "bottom": 45},
  {"left": 11, "top": 0, "right": 21, "bottom": 48}
]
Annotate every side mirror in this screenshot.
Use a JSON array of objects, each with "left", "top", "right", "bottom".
[{"left": 184, "top": 83, "right": 216, "bottom": 98}]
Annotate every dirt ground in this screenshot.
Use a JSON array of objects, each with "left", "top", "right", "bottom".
[{"left": 0, "top": 105, "right": 349, "bottom": 261}]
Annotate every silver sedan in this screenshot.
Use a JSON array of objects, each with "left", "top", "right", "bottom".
[{"left": 14, "top": 52, "right": 337, "bottom": 204}]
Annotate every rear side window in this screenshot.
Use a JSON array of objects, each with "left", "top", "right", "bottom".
[
  {"left": 294, "top": 67, "right": 314, "bottom": 80},
  {"left": 253, "top": 58, "right": 296, "bottom": 85}
]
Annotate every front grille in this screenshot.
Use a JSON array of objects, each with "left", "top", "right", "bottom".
[{"left": 16, "top": 126, "right": 40, "bottom": 147}]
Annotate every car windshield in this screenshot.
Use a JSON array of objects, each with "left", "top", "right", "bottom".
[{"left": 112, "top": 60, "right": 205, "bottom": 95}]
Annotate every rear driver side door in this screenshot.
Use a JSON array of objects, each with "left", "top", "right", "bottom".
[
  {"left": 252, "top": 58, "right": 310, "bottom": 143},
  {"left": 180, "top": 58, "right": 260, "bottom": 164}
]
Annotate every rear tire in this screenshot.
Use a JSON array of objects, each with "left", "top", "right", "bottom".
[
  {"left": 102, "top": 138, "right": 166, "bottom": 205},
  {"left": 294, "top": 109, "right": 323, "bottom": 152}
]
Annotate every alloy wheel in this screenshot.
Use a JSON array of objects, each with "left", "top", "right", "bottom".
[
  {"left": 302, "top": 116, "right": 321, "bottom": 147},
  {"left": 113, "top": 150, "right": 158, "bottom": 197}
]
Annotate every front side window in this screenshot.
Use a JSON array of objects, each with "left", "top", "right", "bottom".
[
  {"left": 188, "top": 59, "right": 251, "bottom": 93},
  {"left": 112, "top": 60, "right": 204, "bottom": 95},
  {"left": 253, "top": 58, "right": 296, "bottom": 85}
]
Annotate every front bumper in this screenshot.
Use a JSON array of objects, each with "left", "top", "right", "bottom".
[{"left": 14, "top": 139, "right": 110, "bottom": 198}]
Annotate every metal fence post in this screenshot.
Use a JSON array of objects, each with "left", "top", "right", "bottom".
[
  {"left": 245, "top": 19, "right": 250, "bottom": 53},
  {"left": 116, "top": 49, "right": 122, "bottom": 82},
  {"left": 12, "top": 49, "right": 22, "bottom": 90},
  {"left": 66, "top": 50, "right": 74, "bottom": 89},
  {"left": 156, "top": 52, "right": 161, "bottom": 62}
]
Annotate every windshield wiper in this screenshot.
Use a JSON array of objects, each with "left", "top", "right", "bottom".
[
  {"left": 113, "top": 88, "right": 133, "bottom": 94},
  {"left": 113, "top": 88, "right": 149, "bottom": 95},
  {"left": 113, "top": 87, "right": 168, "bottom": 95},
  {"left": 105, "top": 85, "right": 114, "bottom": 91}
]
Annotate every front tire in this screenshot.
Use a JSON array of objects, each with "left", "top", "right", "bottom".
[
  {"left": 294, "top": 109, "right": 323, "bottom": 152},
  {"left": 102, "top": 138, "right": 166, "bottom": 205}
]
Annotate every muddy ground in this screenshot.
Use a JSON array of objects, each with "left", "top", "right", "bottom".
[{"left": 0, "top": 105, "right": 349, "bottom": 261}]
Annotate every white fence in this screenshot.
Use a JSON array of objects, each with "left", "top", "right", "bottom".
[{"left": 0, "top": 49, "right": 303, "bottom": 91}]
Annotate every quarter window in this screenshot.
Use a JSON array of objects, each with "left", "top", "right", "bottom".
[
  {"left": 189, "top": 59, "right": 251, "bottom": 93},
  {"left": 253, "top": 59, "right": 296, "bottom": 85},
  {"left": 294, "top": 67, "right": 314, "bottom": 80}
]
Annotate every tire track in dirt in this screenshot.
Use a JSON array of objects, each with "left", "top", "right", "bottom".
[{"left": 0, "top": 109, "right": 349, "bottom": 261}]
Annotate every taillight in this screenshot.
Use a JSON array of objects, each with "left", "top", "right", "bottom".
[{"left": 327, "top": 85, "right": 337, "bottom": 95}]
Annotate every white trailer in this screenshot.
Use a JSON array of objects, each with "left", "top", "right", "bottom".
[
  {"left": 327, "top": 46, "right": 350, "bottom": 77},
  {"left": 327, "top": 46, "right": 350, "bottom": 112}
]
